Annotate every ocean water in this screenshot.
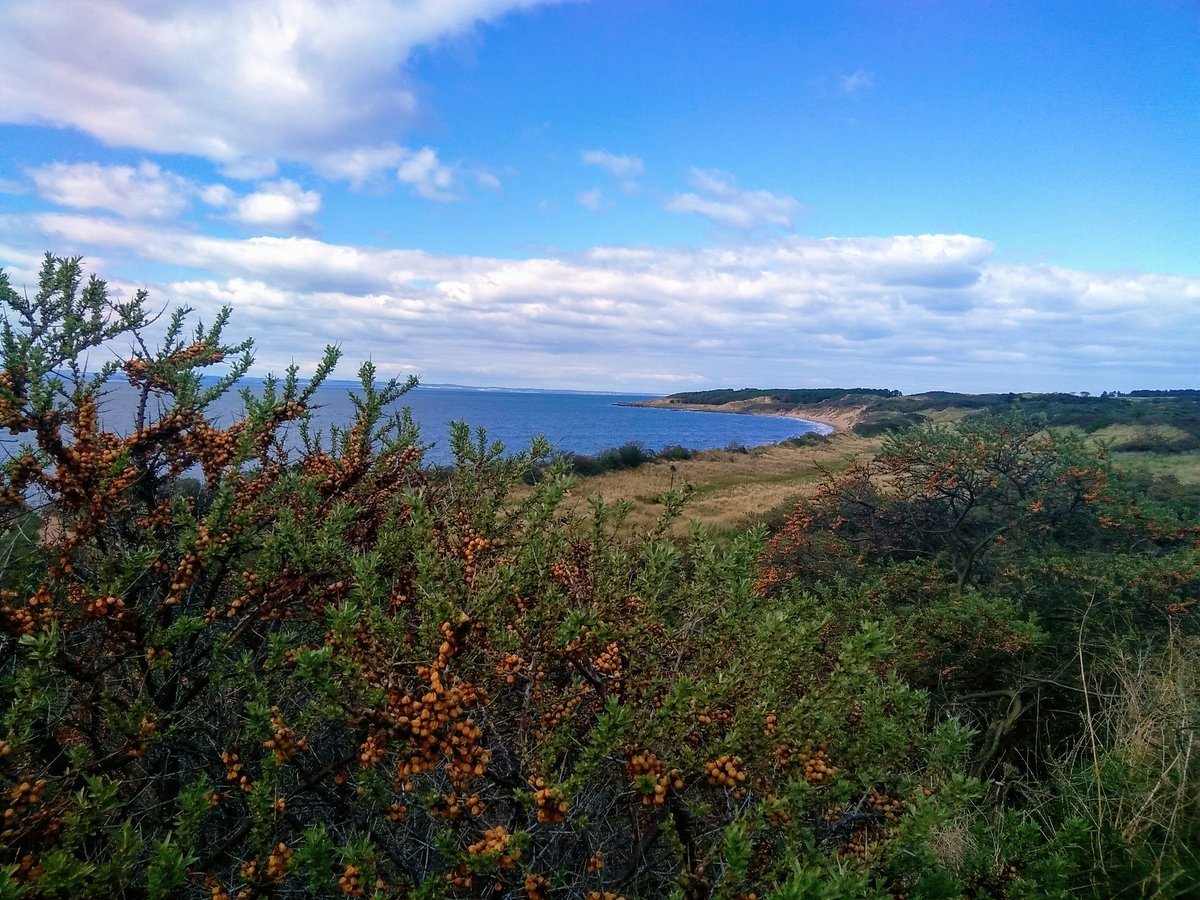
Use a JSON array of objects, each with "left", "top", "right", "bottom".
[{"left": 87, "top": 380, "right": 829, "bottom": 466}]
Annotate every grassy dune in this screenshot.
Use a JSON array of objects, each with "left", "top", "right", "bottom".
[{"left": 562, "top": 430, "right": 882, "bottom": 533}]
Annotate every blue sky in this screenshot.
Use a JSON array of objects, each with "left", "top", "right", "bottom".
[{"left": 1, "top": 0, "right": 1197, "bottom": 393}]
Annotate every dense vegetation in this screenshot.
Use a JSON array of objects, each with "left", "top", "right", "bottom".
[
  {"left": 664, "top": 386, "right": 1200, "bottom": 452},
  {"left": 0, "top": 257, "right": 1197, "bottom": 898},
  {"left": 863, "top": 393, "right": 1200, "bottom": 451},
  {"left": 661, "top": 389, "right": 901, "bottom": 406},
  {"left": 554, "top": 443, "right": 693, "bottom": 478}
]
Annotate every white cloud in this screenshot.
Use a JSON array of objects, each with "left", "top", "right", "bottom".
[
  {"left": 582, "top": 149, "right": 644, "bottom": 194},
  {"left": 219, "top": 157, "right": 280, "bottom": 182},
  {"left": 200, "top": 184, "right": 236, "bottom": 208},
  {"left": 581, "top": 150, "right": 644, "bottom": 180},
  {"left": 28, "top": 161, "right": 195, "bottom": 220},
  {"left": 312, "top": 143, "right": 491, "bottom": 199},
  {"left": 0, "top": 1, "right": 563, "bottom": 168},
  {"left": 229, "top": 180, "right": 322, "bottom": 229},
  {"left": 25, "top": 160, "right": 331, "bottom": 230},
  {"left": 577, "top": 188, "right": 604, "bottom": 212},
  {"left": 665, "top": 168, "right": 800, "bottom": 230},
  {"left": 396, "top": 148, "right": 457, "bottom": 201},
  {"left": 838, "top": 68, "right": 874, "bottom": 95},
  {"left": 6, "top": 213, "right": 1197, "bottom": 394},
  {"left": 315, "top": 144, "right": 407, "bottom": 187},
  {"left": 475, "top": 171, "right": 504, "bottom": 192}
]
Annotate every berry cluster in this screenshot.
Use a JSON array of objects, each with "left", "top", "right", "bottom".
[
  {"left": 763, "top": 796, "right": 791, "bottom": 828},
  {"left": 125, "top": 715, "right": 158, "bottom": 759},
  {"left": 81, "top": 593, "right": 126, "bottom": 620},
  {"left": 3, "top": 777, "right": 47, "bottom": 839},
  {"left": 467, "top": 824, "right": 521, "bottom": 868},
  {"left": 1, "top": 585, "right": 53, "bottom": 636},
  {"left": 868, "top": 787, "right": 904, "bottom": 823},
  {"left": 9, "top": 854, "right": 44, "bottom": 885},
  {"left": 592, "top": 641, "right": 623, "bottom": 685},
  {"left": 0, "top": 368, "right": 20, "bottom": 431},
  {"left": 338, "top": 863, "right": 365, "bottom": 896},
  {"left": 265, "top": 707, "right": 307, "bottom": 764},
  {"left": 529, "top": 776, "right": 569, "bottom": 824},
  {"left": 357, "top": 732, "right": 386, "bottom": 769},
  {"left": 838, "top": 827, "right": 872, "bottom": 860},
  {"left": 429, "top": 792, "right": 485, "bottom": 819},
  {"left": 460, "top": 531, "right": 496, "bottom": 584},
  {"left": 221, "top": 749, "right": 254, "bottom": 793},
  {"left": 446, "top": 865, "right": 474, "bottom": 892},
  {"left": 541, "top": 691, "right": 583, "bottom": 728},
  {"left": 264, "top": 842, "right": 294, "bottom": 881},
  {"left": 496, "top": 652, "right": 526, "bottom": 684},
  {"left": 696, "top": 706, "right": 733, "bottom": 729},
  {"left": 628, "top": 751, "right": 684, "bottom": 806},
  {"left": 524, "top": 872, "right": 552, "bottom": 899},
  {"left": 704, "top": 754, "right": 747, "bottom": 788},
  {"left": 798, "top": 745, "right": 836, "bottom": 785}
]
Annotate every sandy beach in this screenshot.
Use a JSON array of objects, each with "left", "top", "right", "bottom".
[{"left": 629, "top": 397, "right": 867, "bottom": 434}]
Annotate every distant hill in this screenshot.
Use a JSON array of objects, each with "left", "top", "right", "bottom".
[
  {"left": 661, "top": 387, "right": 900, "bottom": 405},
  {"left": 657, "top": 387, "right": 1200, "bottom": 450}
]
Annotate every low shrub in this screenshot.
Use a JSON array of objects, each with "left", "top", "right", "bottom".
[
  {"left": 559, "top": 442, "right": 692, "bottom": 477},
  {"left": 656, "top": 443, "right": 693, "bottom": 461}
]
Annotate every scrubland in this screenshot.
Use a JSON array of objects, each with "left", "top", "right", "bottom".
[{"left": 1, "top": 256, "right": 1196, "bottom": 898}]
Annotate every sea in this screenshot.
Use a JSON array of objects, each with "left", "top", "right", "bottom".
[{"left": 77, "top": 380, "right": 830, "bottom": 467}]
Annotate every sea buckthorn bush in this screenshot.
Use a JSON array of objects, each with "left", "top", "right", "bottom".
[
  {"left": 0, "top": 256, "right": 1194, "bottom": 898},
  {"left": 758, "top": 411, "right": 1200, "bottom": 896}
]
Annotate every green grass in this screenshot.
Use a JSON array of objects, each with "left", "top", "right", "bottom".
[{"left": 1112, "top": 449, "right": 1200, "bottom": 485}]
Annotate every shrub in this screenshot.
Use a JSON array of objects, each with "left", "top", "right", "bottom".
[
  {"left": 851, "top": 411, "right": 924, "bottom": 437},
  {"left": 656, "top": 444, "right": 693, "bottom": 462},
  {"left": 758, "top": 410, "right": 1200, "bottom": 895},
  {"left": 558, "top": 442, "right": 662, "bottom": 477},
  {"left": 0, "top": 255, "right": 1031, "bottom": 898},
  {"left": 4, "top": 256, "right": 1189, "bottom": 897}
]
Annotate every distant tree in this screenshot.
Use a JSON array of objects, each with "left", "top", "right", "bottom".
[{"left": 759, "top": 411, "right": 1114, "bottom": 595}]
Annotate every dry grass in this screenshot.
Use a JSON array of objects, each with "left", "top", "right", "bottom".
[
  {"left": 560, "top": 431, "right": 881, "bottom": 534},
  {"left": 1110, "top": 450, "right": 1200, "bottom": 486},
  {"left": 1088, "top": 423, "right": 1195, "bottom": 449},
  {"left": 1050, "top": 626, "right": 1200, "bottom": 890}
]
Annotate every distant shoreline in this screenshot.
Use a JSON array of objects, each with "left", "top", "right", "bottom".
[{"left": 622, "top": 397, "right": 860, "bottom": 434}]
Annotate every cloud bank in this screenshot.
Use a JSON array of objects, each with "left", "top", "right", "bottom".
[{"left": 4, "top": 213, "right": 1194, "bottom": 394}]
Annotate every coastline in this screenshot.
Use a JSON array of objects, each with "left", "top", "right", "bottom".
[{"left": 626, "top": 397, "right": 865, "bottom": 435}]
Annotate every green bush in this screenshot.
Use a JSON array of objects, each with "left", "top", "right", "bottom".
[
  {"left": 2, "top": 256, "right": 1195, "bottom": 897},
  {"left": 759, "top": 411, "right": 1200, "bottom": 896}
]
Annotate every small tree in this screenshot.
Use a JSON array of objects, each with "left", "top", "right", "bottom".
[{"left": 758, "top": 411, "right": 1117, "bottom": 596}]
